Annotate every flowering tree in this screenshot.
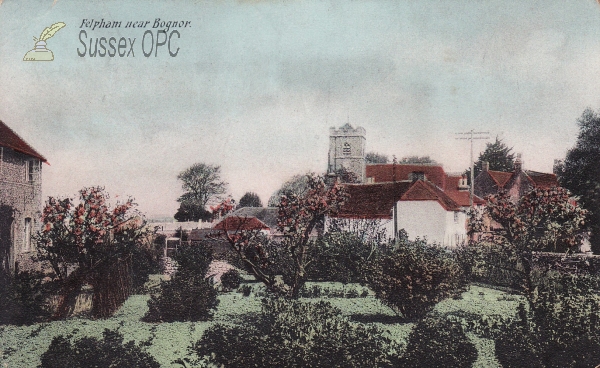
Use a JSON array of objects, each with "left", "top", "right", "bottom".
[
  {"left": 211, "top": 174, "right": 349, "bottom": 298},
  {"left": 36, "top": 187, "right": 148, "bottom": 319},
  {"left": 470, "top": 187, "right": 587, "bottom": 301}
]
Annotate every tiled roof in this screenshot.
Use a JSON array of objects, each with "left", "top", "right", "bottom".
[
  {"left": 229, "top": 207, "right": 279, "bottom": 229},
  {"left": 213, "top": 216, "right": 270, "bottom": 231},
  {"left": 0, "top": 120, "right": 47, "bottom": 163},
  {"left": 444, "top": 190, "right": 485, "bottom": 207},
  {"left": 366, "top": 164, "right": 447, "bottom": 189},
  {"left": 487, "top": 170, "right": 512, "bottom": 188},
  {"left": 337, "top": 181, "right": 412, "bottom": 219},
  {"left": 524, "top": 170, "right": 558, "bottom": 189},
  {"left": 400, "top": 180, "right": 462, "bottom": 211}
]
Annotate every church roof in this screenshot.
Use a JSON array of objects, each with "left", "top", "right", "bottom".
[{"left": 0, "top": 120, "right": 47, "bottom": 163}]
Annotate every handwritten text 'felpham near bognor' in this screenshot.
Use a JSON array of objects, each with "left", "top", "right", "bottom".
[{"left": 78, "top": 19, "right": 190, "bottom": 57}]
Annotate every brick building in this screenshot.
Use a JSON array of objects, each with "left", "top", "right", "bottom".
[{"left": 0, "top": 120, "right": 47, "bottom": 272}]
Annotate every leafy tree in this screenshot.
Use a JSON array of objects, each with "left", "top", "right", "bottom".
[
  {"left": 0, "top": 269, "right": 52, "bottom": 325},
  {"left": 40, "top": 329, "right": 159, "bottom": 368},
  {"left": 399, "top": 155, "right": 437, "bottom": 164},
  {"left": 365, "top": 239, "right": 466, "bottom": 320},
  {"left": 267, "top": 174, "right": 309, "bottom": 207},
  {"left": 238, "top": 192, "right": 262, "bottom": 208},
  {"left": 365, "top": 151, "right": 389, "bottom": 164},
  {"left": 193, "top": 298, "right": 393, "bottom": 368},
  {"left": 144, "top": 242, "right": 218, "bottom": 322},
  {"left": 560, "top": 108, "right": 600, "bottom": 253},
  {"left": 465, "top": 137, "right": 515, "bottom": 184},
  {"left": 174, "top": 202, "right": 212, "bottom": 222},
  {"left": 333, "top": 166, "right": 360, "bottom": 183},
  {"left": 470, "top": 187, "right": 587, "bottom": 304},
  {"left": 220, "top": 268, "right": 242, "bottom": 291},
  {"left": 175, "top": 163, "right": 227, "bottom": 219},
  {"left": 212, "top": 174, "right": 349, "bottom": 298},
  {"left": 35, "top": 187, "right": 149, "bottom": 319}
]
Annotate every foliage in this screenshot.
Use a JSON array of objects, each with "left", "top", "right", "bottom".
[
  {"left": 560, "top": 108, "right": 600, "bottom": 253},
  {"left": 212, "top": 174, "right": 349, "bottom": 298},
  {"left": 307, "top": 229, "right": 384, "bottom": 283},
  {"left": 399, "top": 155, "right": 437, "bottom": 164},
  {"left": 144, "top": 242, "right": 218, "bottom": 322},
  {"left": 39, "top": 329, "right": 159, "bottom": 368},
  {"left": 0, "top": 269, "right": 53, "bottom": 325},
  {"left": 209, "top": 197, "right": 236, "bottom": 218},
  {"left": 455, "top": 241, "right": 523, "bottom": 288},
  {"left": 267, "top": 174, "right": 309, "bottom": 207},
  {"left": 365, "top": 151, "right": 389, "bottom": 164},
  {"left": 130, "top": 239, "right": 162, "bottom": 294},
  {"left": 176, "top": 163, "right": 228, "bottom": 208},
  {"left": 495, "top": 272, "right": 600, "bottom": 368},
  {"left": 35, "top": 187, "right": 148, "bottom": 319},
  {"left": 398, "top": 316, "right": 478, "bottom": 368},
  {"left": 193, "top": 298, "right": 394, "bottom": 367},
  {"left": 333, "top": 166, "right": 360, "bottom": 183},
  {"left": 220, "top": 268, "right": 242, "bottom": 291},
  {"left": 173, "top": 201, "right": 212, "bottom": 222},
  {"left": 365, "top": 239, "right": 466, "bottom": 320},
  {"left": 466, "top": 136, "right": 515, "bottom": 183},
  {"left": 471, "top": 187, "right": 587, "bottom": 301},
  {"left": 238, "top": 192, "right": 263, "bottom": 208}
]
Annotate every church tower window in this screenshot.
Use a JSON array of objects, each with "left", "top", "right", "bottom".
[{"left": 343, "top": 142, "right": 351, "bottom": 155}]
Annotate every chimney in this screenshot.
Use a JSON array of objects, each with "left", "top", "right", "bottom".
[
  {"left": 482, "top": 161, "right": 489, "bottom": 172},
  {"left": 514, "top": 154, "right": 522, "bottom": 173}
]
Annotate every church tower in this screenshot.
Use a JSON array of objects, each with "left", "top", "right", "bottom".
[{"left": 327, "top": 123, "right": 366, "bottom": 183}]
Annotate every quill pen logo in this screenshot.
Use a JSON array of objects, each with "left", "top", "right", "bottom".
[{"left": 23, "top": 22, "right": 66, "bottom": 61}]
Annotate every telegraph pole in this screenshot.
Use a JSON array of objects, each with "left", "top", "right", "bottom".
[{"left": 455, "top": 130, "right": 489, "bottom": 208}]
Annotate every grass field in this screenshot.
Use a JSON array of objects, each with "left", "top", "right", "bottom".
[{"left": 0, "top": 280, "right": 522, "bottom": 367}]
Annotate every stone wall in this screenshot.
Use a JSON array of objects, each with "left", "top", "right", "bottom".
[{"left": 0, "top": 147, "right": 42, "bottom": 272}]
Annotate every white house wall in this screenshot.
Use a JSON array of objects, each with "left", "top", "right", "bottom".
[
  {"left": 396, "top": 201, "right": 467, "bottom": 248},
  {"left": 324, "top": 216, "right": 394, "bottom": 242}
]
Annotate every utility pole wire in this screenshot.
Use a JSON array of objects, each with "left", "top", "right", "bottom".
[{"left": 455, "top": 130, "right": 489, "bottom": 208}]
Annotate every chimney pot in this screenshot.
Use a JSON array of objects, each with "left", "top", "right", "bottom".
[{"left": 482, "top": 161, "right": 489, "bottom": 172}]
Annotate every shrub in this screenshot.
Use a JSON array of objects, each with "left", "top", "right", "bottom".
[
  {"left": 238, "top": 284, "right": 252, "bottom": 297},
  {"left": 39, "top": 329, "right": 159, "bottom": 368},
  {"left": 307, "top": 231, "right": 382, "bottom": 283},
  {"left": 0, "top": 269, "right": 52, "bottom": 325},
  {"left": 398, "top": 316, "right": 478, "bottom": 368},
  {"left": 130, "top": 243, "right": 162, "bottom": 293},
  {"left": 193, "top": 298, "right": 394, "bottom": 367},
  {"left": 495, "top": 273, "right": 600, "bottom": 368},
  {"left": 143, "top": 242, "right": 218, "bottom": 322},
  {"left": 220, "top": 269, "right": 242, "bottom": 291},
  {"left": 365, "top": 239, "right": 466, "bottom": 320}
]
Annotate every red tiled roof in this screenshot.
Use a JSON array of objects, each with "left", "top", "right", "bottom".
[
  {"left": 400, "top": 180, "right": 461, "bottom": 211},
  {"left": 445, "top": 190, "right": 485, "bottom": 207},
  {"left": 366, "top": 164, "right": 447, "bottom": 189},
  {"left": 487, "top": 170, "right": 512, "bottom": 188},
  {"left": 337, "top": 181, "right": 412, "bottom": 219},
  {"left": 524, "top": 170, "right": 558, "bottom": 189},
  {"left": 213, "top": 216, "right": 270, "bottom": 231},
  {"left": 0, "top": 120, "right": 47, "bottom": 163},
  {"left": 445, "top": 175, "right": 485, "bottom": 207}
]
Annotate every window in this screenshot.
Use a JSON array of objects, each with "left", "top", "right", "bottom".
[
  {"left": 342, "top": 142, "right": 351, "bottom": 155},
  {"left": 454, "top": 211, "right": 459, "bottom": 224},
  {"left": 409, "top": 172, "right": 425, "bottom": 181},
  {"left": 25, "top": 159, "right": 38, "bottom": 182},
  {"left": 24, "top": 218, "right": 32, "bottom": 252}
]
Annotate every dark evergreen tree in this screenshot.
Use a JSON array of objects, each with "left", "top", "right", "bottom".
[
  {"left": 560, "top": 108, "right": 600, "bottom": 253},
  {"left": 238, "top": 192, "right": 262, "bottom": 208},
  {"left": 174, "top": 202, "right": 212, "bottom": 222},
  {"left": 466, "top": 136, "right": 515, "bottom": 183}
]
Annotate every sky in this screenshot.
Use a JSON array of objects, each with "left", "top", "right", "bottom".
[{"left": 1, "top": 0, "right": 600, "bottom": 217}]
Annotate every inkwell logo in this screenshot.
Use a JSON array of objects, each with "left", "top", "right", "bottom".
[{"left": 23, "top": 22, "right": 66, "bottom": 61}]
